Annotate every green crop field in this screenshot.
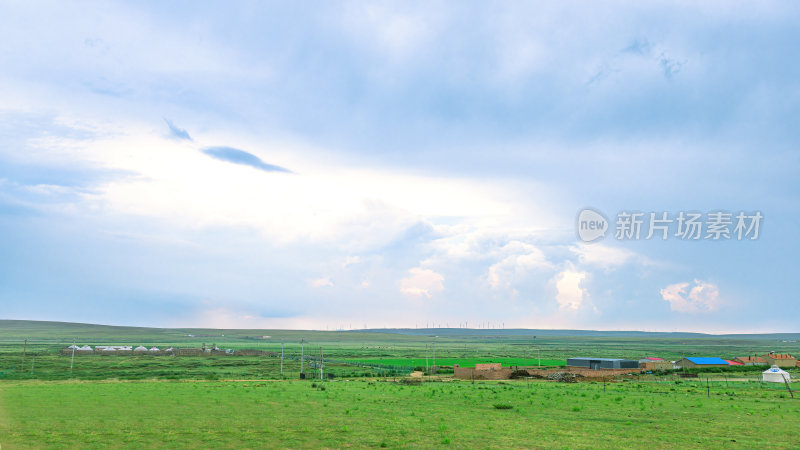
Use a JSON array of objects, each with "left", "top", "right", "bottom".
[{"left": 2, "top": 378, "right": 799, "bottom": 448}]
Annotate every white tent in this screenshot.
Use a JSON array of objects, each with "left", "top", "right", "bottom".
[
  {"left": 134, "top": 345, "right": 148, "bottom": 352},
  {"left": 762, "top": 365, "right": 791, "bottom": 383},
  {"left": 78, "top": 345, "right": 93, "bottom": 351},
  {"left": 149, "top": 347, "right": 160, "bottom": 352}
]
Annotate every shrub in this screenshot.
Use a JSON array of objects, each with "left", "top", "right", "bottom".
[{"left": 493, "top": 403, "right": 513, "bottom": 410}]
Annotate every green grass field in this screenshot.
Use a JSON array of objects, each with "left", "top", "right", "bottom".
[
  {"left": 2, "top": 378, "right": 799, "bottom": 448},
  {"left": 1, "top": 321, "right": 799, "bottom": 448},
  {"left": 348, "top": 357, "right": 566, "bottom": 368}
]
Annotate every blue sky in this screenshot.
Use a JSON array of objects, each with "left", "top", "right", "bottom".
[{"left": 1, "top": 1, "right": 798, "bottom": 332}]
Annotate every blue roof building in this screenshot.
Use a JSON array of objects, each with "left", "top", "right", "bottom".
[{"left": 679, "top": 357, "right": 730, "bottom": 368}]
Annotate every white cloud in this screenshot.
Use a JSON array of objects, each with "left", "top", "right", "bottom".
[
  {"left": 486, "top": 241, "right": 551, "bottom": 290},
  {"left": 660, "top": 279, "right": 720, "bottom": 313},
  {"left": 400, "top": 267, "right": 444, "bottom": 299},
  {"left": 554, "top": 268, "right": 587, "bottom": 311},
  {"left": 571, "top": 244, "right": 636, "bottom": 268},
  {"left": 38, "top": 126, "right": 529, "bottom": 252},
  {"left": 339, "top": 2, "right": 446, "bottom": 65},
  {"left": 311, "top": 277, "right": 334, "bottom": 288},
  {"left": 342, "top": 255, "right": 361, "bottom": 268}
]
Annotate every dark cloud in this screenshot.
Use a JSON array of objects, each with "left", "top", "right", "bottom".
[
  {"left": 164, "top": 118, "right": 192, "bottom": 141},
  {"left": 659, "top": 53, "right": 684, "bottom": 79},
  {"left": 622, "top": 38, "right": 653, "bottom": 56},
  {"left": 201, "top": 146, "right": 292, "bottom": 173}
]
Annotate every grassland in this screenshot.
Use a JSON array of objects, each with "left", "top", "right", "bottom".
[
  {"left": 1, "top": 320, "right": 799, "bottom": 448},
  {"left": 2, "top": 378, "right": 799, "bottom": 448},
  {"left": 347, "top": 357, "right": 566, "bottom": 368}
]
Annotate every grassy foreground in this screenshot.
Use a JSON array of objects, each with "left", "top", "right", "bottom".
[{"left": 1, "top": 379, "right": 799, "bottom": 448}]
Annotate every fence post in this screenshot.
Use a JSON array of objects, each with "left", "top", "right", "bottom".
[{"left": 782, "top": 375, "right": 794, "bottom": 398}]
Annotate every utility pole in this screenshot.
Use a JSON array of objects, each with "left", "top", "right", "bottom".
[
  {"left": 537, "top": 345, "right": 541, "bottom": 368},
  {"left": 432, "top": 341, "right": 436, "bottom": 373},
  {"left": 425, "top": 345, "right": 429, "bottom": 375},
  {"left": 320, "top": 347, "right": 324, "bottom": 380},
  {"left": 21, "top": 339, "right": 27, "bottom": 372},
  {"left": 70, "top": 338, "right": 76, "bottom": 374},
  {"left": 280, "top": 340, "right": 284, "bottom": 378},
  {"left": 300, "top": 338, "right": 305, "bottom": 378}
]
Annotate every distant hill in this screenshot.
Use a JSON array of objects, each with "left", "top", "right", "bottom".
[
  {"left": 356, "top": 327, "right": 800, "bottom": 340},
  {"left": 1, "top": 319, "right": 797, "bottom": 342}
]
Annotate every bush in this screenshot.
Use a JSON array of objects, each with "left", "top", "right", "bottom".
[{"left": 493, "top": 403, "right": 513, "bottom": 410}]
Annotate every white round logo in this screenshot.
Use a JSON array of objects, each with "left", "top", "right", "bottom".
[{"left": 576, "top": 208, "right": 608, "bottom": 242}]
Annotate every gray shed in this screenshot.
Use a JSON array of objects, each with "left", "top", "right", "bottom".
[{"left": 567, "top": 357, "right": 639, "bottom": 369}]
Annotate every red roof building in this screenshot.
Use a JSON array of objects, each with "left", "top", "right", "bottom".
[
  {"left": 734, "top": 356, "right": 767, "bottom": 365},
  {"left": 724, "top": 359, "right": 744, "bottom": 366}
]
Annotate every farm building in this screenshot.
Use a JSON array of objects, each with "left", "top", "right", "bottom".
[
  {"left": 474, "top": 363, "right": 502, "bottom": 371},
  {"left": 639, "top": 357, "right": 664, "bottom": 363},
  {"left": 724, "top": 360, "right": 743, "bottom": 366},
  {"left": 567, "top": 358, "right": 638, "bottom": 369},
  {"left": 639, "top": 360, "right": 673, "bottom": 371},
  {"left": 762, "top": 365, "right": 791, "bottom": 383},
  {"left": 734, "top": 356, "right": 767, "bottom": 366},
  {"left": 761, "top": 353, "right": 797, "bottom": 368},
  {"left": 676, "top": 357, "right": 729, "bottom": 368}
]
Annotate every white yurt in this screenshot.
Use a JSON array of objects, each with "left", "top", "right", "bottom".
[
  {"left": 78, "top": 345, "right": 93, "bottom": 352},
  {"left": 762, "top": 365, "right": 791, "bottom": 383},
  {"left": 149, "top": 347, "right": 160, "bottom": 352},
  {"left": 134, "top": 345, "right": 148, "bottom": 352}
]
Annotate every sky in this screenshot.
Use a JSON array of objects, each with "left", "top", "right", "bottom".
[{"left": 0, "top": 1, "right": 798, "bottom": 332}]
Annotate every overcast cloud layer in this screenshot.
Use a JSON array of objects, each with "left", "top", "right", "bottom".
[{"left": 0, "top": 1, "right": 798, "bottom": 332}]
